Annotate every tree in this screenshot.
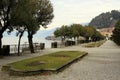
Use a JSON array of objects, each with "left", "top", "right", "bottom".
[
  {"left": 70, "top": 24, "right": 84, "bottom": 39},
  {"left": 54, "top": 28, "right": 61, "bottom": 37},
  {"left": 27, "top": 0, "right": 54, "bottom": 53},
  {"left": 69, "top": 24, "right": 85, "bottom": 44},
  {"left": 0, "top": 0, "right": 54, "bottom": 54},
  {"left": 54, "top": 25, "right": 71, "bottom": 40},
  {"left": 11, "top": 0, "right": 54, "bottom": 53},
  {"left": 0, "top": 0, "right": 16, "bottom": 54},
  {"left": 70, "top": 24, "right": 80, "bottom": 39},
  {"left": 83, "top": 26, "right": 95, "bottom": 41},
  {"left": 112, "top": 19, "right": 120, "bottom": 45},
  {"left": 54, "top": 25, "right": 72, "bottom": 45},
  {"left": 16, "top": 27, "right": 25, "bottom": 56},
  {"left": 92, "top": 30, "right": 105, "bottom": 41},
  {"left": 10, "top": 0, "right": 39, "bottom": 53}
]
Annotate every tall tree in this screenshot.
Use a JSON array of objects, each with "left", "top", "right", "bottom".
[
  {"left": 70, "top": 24, "right": 84, "bottom": 39},
  {"left": 16, "top": 27, "right": 25, "bottom": 56},
  {"left": 11, "top": 0, "right": 39, "bottom": 53},
  {"left": 92, "top": 30, "right": 105, "bottom": 41},
  {"left": 70, "top": 24, "right": 85, "bottom": 44},
  {"left": 54, "top": 25, "right": 71, "bottom": 43},
  {"left": 83, "top": 26, "right": 96, "bottom": 41},
  {"left": 0, "top": 0, "right": 16, "bottom": 54},
  {"left": 27, "top": 0, "right": 54, "bottom": 53},
  {"left": 11, "top": 0, "right": 54, "bottom": 53}
]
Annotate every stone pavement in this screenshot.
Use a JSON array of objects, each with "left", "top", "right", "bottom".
[{"left": 0, "top": 40, "right": 120, "bottom": 80}]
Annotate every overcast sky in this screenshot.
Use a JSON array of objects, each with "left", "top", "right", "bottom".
[{"left": 44, "top": 0, "right": 120, "bottom": 30}]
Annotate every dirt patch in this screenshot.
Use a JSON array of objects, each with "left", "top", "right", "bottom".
[
  {"left": 51, "top": 55, "right": 70, "bottom": 58},
  {"left": 27, "top": 61, "right": 46, "bottom": 66}
]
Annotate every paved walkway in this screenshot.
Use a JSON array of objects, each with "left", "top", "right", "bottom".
[{"left": 0, "top": 40, "right": 120, "bottom": 80}]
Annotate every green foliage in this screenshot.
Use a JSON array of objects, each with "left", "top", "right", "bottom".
[
  {"left": 112, "top": 19, "right": 120, "bottom": 45},
  {"left": 84, "top": 26, "right": 95, "bottom": 38},
  {"left": 93, "top": 31, "right": 105, "bottom": 40},
  {"left": 0, "top": 0, "right": 16, "bottom": 31},
  {"left": 37, "top": 0, "right": 54, "bottom": 26},
  {"left": 54, "top": 25, "right": 72, "bottom": 39},
  {"left": 70, "top": 24, "right": 84, "bottom": 38},
  {"left": 54, "top": 28, "right": 62, "bottom": 37},
  {"left": 0, "top": 0, "right": 54, "bottom": 31},
  {"left": 54, "top": 24, "right": 104, "bottom": 42},
  {"left": 114, "top": 19, "right": 120, "bottom": 29},
  {"left": 0, "top": 0, "right": 18, "bottom": 54},
  {"left": 0, "top": 0, "right": 9, "bottom": 9},
  {"left": 11, "top": 0, "right": 38, "bottom": 32},
  {"left": 6, "top": 0, "right": 54, "bottom": 53}
]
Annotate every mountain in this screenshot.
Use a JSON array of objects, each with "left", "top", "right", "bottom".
[
  {"left": 34, "top": 28, "right": 57, "bottom": 37},
  {"left": 3, "top": 28, "right": 58, "bottom": 38},
  {"left": 89, "top": 10, "right": 120, "bottom": 29}
]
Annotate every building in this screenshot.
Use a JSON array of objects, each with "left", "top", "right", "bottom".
[{"left": 97, "top": 27, "right": 114, "bottom": 37}]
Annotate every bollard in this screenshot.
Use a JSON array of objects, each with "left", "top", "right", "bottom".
[
  {"left": 3, "top": 45, "right": 10, "bottom": 56},
  {"left": 40, "top": 43, "right": 45, "bottom": 50},
  {"left": 51, "top": 42, "right": 57, "bottom": 48}
]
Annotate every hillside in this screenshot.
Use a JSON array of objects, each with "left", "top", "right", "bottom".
[
  {"left": 3, "top": 28, "right": 57, "bottom": 38},
  {"left": 89, "top": 10, "right": 120, "bottom": 29}
]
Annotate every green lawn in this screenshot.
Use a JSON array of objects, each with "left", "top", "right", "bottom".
[
  {"left": 82, "top": 40, "right": 106, "bottom": 48},
  {"left": 5, "top": 51, "right": 86, "bottom": 71}
]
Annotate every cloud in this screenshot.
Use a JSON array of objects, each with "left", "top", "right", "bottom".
[{"left": 48, "top": 0, "right": 120, "bottom": 29}]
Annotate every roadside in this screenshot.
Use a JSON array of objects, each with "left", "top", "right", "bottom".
[{"left": 0, "top": 40, "right": 120, "bottom": 80}]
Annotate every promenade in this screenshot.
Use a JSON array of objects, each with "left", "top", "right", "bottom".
[{"left": 0, "top": 40, "right": 120, "bottom": 80}]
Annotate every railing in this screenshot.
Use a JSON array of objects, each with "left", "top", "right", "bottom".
[
  {"left": 4, "top": 43, "right": 45, "bottom": 54},
  {"left": 10, "top": 45, "right": 24, "bottom": 54}
]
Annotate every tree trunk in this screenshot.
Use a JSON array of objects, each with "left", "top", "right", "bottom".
[
  {"left": 0, "top": 1, "right": 12, "bottom": 55},
  {"left": 17, "top": 31, "right": 24, "bottom": 56},
  {"left": 77, "top": 37, "right": 79, "bottom": 45},
  {"left": 0, "top": 34, "right": 2, "bottom": 55},
  {"left": 28, "top": 32, "right": 35, "bottom": 53},
  {"left": 18, "top": 37, "right": 21, "bottom": 56},
  {"left": 17, "top": 34, "right": 22, "bottom": 56}
]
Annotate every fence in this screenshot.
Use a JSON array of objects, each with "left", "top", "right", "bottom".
[
  {"left": 9, "top": 45, "right": 23, "bottom": 54},
  {"left": 3, "top": 43, "right": 45, "bottom": 54}
]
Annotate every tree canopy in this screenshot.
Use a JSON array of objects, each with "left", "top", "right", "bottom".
[
  {"left": 0, "top": 0, "right": 54, "bottom": 54},
  {"left": 54, "top": 24, "right": 104, "bottom": 42},
  {"left": 0, "top": 0, "right": 16, "bottom": 54},
  {"left": 112, "top": 19, "right": 120, "bottom": 45}
]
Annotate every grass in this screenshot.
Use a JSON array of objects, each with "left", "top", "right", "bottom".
[
  {"left": 4, "top": 51, "right": 86, "bottom": 71},
  {"left": 82, "top": 40, "right": 106, "bottom": 48}
]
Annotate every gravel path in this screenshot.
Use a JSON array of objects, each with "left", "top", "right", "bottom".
[{"left": 0, "top": 40, "right": 120, "bottom": 80}]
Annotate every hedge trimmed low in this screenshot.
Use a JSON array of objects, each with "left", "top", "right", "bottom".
[
  {"left": 2, "top": 51, "right": 87, "bottom": 76},
  {"left": 82, "top": 40, "right": 106, "bottom": 48}
]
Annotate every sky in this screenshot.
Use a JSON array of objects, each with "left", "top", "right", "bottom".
[
  {"left": 3, "top": 0, "right": 120, "bottom": 38},
  {"left": 45, "top": 0, "right": 120, "bottom": 30},
  {"left": 2, "top": 0, "right": 120, "bottom": 44}
]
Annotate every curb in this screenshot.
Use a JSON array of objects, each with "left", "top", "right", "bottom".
[{"left": 2, "top": 52, "right": 88, "bottom": 76}]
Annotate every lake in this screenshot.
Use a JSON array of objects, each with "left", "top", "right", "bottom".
[
  {"left": 2, "top": 37, "right": 55, "bottom": 48},
  {"left": 2, "top": 37, "right": 58, "bottom": 53}
]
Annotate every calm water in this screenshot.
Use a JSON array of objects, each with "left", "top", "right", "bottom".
[{"left": 2, "top": 37, "right": 55, "bottom": 48}]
